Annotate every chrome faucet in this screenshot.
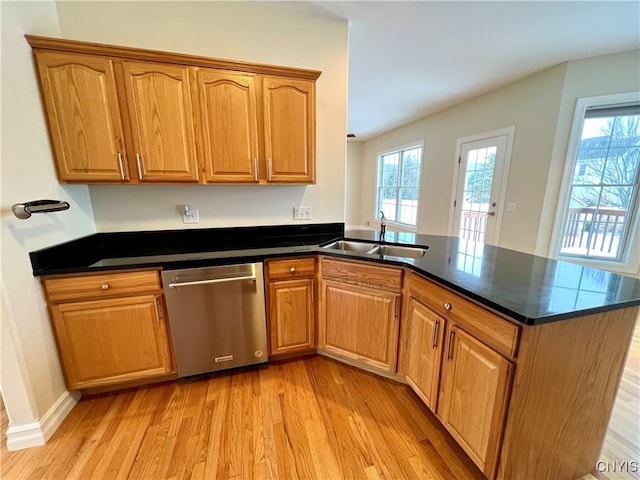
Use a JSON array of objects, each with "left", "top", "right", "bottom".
[{"left": 379, "top": 211, "right": 387, "bottom": 240}]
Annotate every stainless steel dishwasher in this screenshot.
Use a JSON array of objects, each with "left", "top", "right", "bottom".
[{"left": 162, "top": 262, "right": 268, "bottom": 377}]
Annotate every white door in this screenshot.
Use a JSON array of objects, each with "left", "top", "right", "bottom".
[{"left": 451, "top": 134, "right": 510, "bottom": 244}]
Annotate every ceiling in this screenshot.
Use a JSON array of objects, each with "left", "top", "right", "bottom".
[{"left": 293, "top": 1, "right": 640, "bottom": 140}]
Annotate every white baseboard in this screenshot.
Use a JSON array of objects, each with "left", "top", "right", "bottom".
[{"left": 5, "top": 390, "right": 80, "bottom": 451}]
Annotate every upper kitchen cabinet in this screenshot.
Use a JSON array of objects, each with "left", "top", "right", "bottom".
[
  {"left": 196, "top": 69, "right": 260, "bottom": 183},
  {"left": 26, "top": 35, "right": 321, "bottom": 185},
  {"left": 33, "top": 51, "right": 129, "bottom": 182},
  {"left": 263, "top": 77, "right": 316, "bottom": 183},
  {"left": 122, "top": 62, "right": 199, "bottom": 182}
]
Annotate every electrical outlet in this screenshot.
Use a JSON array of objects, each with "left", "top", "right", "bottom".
[
  {"left": 293, "top": 206, "right": 312, "bottom": 220},
  {"left": 182, "top": 205, "right": 199, "bottom": 224},
  {"left": 507, "top": 202, "right": 517, "bottom": 212}
]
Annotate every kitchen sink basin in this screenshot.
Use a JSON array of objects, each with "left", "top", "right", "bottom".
[
  {"left": 321, "top": 240, "right": 379, "bottom": 252},
  {"left": 322, "top": 240, "right": 428, "bottom": 259},
  {"left": 367, "top": 244, "right": 428, "bottom": 259}
]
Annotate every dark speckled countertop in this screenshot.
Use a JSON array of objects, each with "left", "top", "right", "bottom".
[{"left": 29, "top": 223, "right": 640, "bottom": 326}]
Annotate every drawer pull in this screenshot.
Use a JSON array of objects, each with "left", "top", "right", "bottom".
[
  {"left": 290, "top": 266, "right": 296, "bottom": 273},
  {"left": 444, "top": 302, "right": 452, "bottom": 311},
  {"left": 101, "top": 283, "right": 110, "bottom": 290}
]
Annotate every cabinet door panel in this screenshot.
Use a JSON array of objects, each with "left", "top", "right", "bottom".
[
  {"left": 269, "top": 278, "right": 315, "bottom": 354},
  {"left": 438, "top": 326, "right": 513, "bottom": 478},
  {"left": 35, "top": 52, "right": 126, "bottom": 182},
  {"left": 321, "top": 280, "right": 399, "bottom": 371},
  {"left": 402, "top": 298, "right": 444, "bottom": 411},
  {"left": 263, "top": 77, "right": 315, "bottom": 183},
  {"left": 198, "top": 70, "right": 259, "bottom": 183},
  {"left": 51, "top": 295, "right": 173, "bottom": 389},
  {"left": 123, "top": 62, "right": 199, "bottom": 182}
]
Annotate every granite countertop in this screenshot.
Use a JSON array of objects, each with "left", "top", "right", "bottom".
[{"left": 29, "top": 223, "right": 640, "bottom": 326}]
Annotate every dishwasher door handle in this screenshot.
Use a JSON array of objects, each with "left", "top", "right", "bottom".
[{"left": 168, "top": 274, "right": 256, "bottom": 288}]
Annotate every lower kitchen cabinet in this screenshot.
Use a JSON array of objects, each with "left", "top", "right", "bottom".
[
  {"left": 268, "top": 278, "right": 315, "bottom": 355},
  {"left": 42, "top": 269, "right": 175, "bottom": 390},
  {"left": 438, "top": 325, "right": 513, "bottom": 479},
  {"left": 266, "top": 258, "right": 316, "bottom": 357},
  {"left": 50, "top": 295, "right": 174, "bottom": 389},
  {"left": 400, "top": 271, "right": 516, "bottom": 479},
  {"left": 400, "top": 297, "right": 445, "bottom": 411},
  {"left": 319, "top": 257, "right": 402, "bottom": 373}
]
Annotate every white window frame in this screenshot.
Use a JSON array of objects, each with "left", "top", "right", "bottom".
[
  {"left": 549, "top": 91, "right": 640, "bottom": 273},
  {"left": 374, "top": 141, "right": 424, "bottom": 231}
]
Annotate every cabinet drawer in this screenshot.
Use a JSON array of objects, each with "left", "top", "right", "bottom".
[
  {"left": 267, "top": 257, "right": 316, "bottom": 279},
  {"left": 407, "top": 272, "right": 519, "bottom": 358},
  {"left": 43, "top": 270, "right": 162, "bottom": 303},
  {"left": 321, "top": 257, "right": 402, "bottom": 292}
]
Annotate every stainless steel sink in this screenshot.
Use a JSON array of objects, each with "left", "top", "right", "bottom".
[
  {"left": 367, "top": 244, "right": 428, "bottom": 259},
  {"left": 321, "top": 240, "right": 379, "bottom": 252},
  {"left": 322, "top": 240, "right": 428, "bottom": 259}
]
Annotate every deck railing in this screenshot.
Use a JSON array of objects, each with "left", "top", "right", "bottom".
[
  {"left": 460, "top": 211, "right": 488, "bottom": 242},
  {"left": 561, "top": 207, "right": 626, "bottom": 256}
]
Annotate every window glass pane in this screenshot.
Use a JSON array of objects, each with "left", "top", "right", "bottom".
[
  {"left": 398, "top": 188, "right": 418, "bottom": 225},
  {"left": 573, "top": 149, "right": 605, "bottom": 184},
  {"left": 376, "top": 146, "right": 422, "bottom": 226},
  {"left": 602, "top": 147, "right": 640, "bottom": 186},
  {"left": 608, "top": 115, "right": 640, "bottom": 147}
]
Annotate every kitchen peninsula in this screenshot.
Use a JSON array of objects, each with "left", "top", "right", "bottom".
[{"left": 31, "top": 223, "right": 640, "bottom": 480}]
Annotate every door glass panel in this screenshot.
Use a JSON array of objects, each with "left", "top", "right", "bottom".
[{"left": 458, "top": 146, "right": 496, "bottom": 242}]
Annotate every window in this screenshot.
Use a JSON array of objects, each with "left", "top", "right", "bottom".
[
  {"left": 376, "top": 143, "right": 423, "bottom": 228},
  {"left": 555, "top": 94, "right": 640, "bottom": 264}
]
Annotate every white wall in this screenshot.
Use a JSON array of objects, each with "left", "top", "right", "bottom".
[
  {"left": 55, "top": 1, "right": 348, "bottom": 231},
  {"left": 1, "top": 0, "right": 96, "bottom": 446},
  {"left": 346, "top": 141, "right": 363, "bottom": 227},
  {"left": 359, "top": 63, "right": 567, "bottom": 253}
]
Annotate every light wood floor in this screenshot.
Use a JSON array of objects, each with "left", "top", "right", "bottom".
[
  {"left": 1, "top": 323, "right": 638, "bottom": 480},
  {"left": 0, "top": 356, "right": 484, "bottom": 480}
]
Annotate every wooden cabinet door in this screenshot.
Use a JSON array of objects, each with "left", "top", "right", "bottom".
[
  {"left": 262, "top": 77, "right": 315, "bottom": 184},
  {"left": 50, "top": 294, "right": 173, "bottom": 390},
  {"left": 402, "top": 298, "right": 445, "bottom": 411},
  {"left": 197, "top": 69, "right": 259, "bottom": 183},
  {"left": 122, "top": 62, "right": 199, "bottom": 182},
  {"left": 268, "top": 278, "right": 315, "bottom": 355},
  {"left": 438, "top": 325, "right": 513, "bottom": 479},
  {"left": 34, "top": 51, "right": 128, "bottom": 182},
  {"left": 320, "top": 280, "right": 400, "bottom": 372}
]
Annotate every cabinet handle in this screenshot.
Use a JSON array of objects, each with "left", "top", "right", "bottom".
[
  {"left": 290, "top": 266, "right": 296, "bottom": 273},
  {"left": 447, "top": 329, "right": 455, "bottom": 360},
  {"left": 267, "top": 158, "right": 273, "bottom": 181},
  {"left": 393, "top": 296, "right": 398, "bottom": 321},
  {"left": 136, "top": 153, "right": 143, "bottom": 179},
  {"left": 153, "top": 297, "right": 160, "bottom": 324},
  {"left": 310, "top": 280, "right": 314, "bottom": 304},
  {"left": 432, "top": 320, "right": 439, "bottom": 349},
  {"left": 117, "top": 153, "right": 125, "bottom": 180},
  {"left": 444, "top": 302, "right": 452, "bottom": 311},
  {"left": 253, "top": 157, "right": 258, "bottom": 182},
  {"left": 101, "top": 283, "right": 109, "bottom": 290}
]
